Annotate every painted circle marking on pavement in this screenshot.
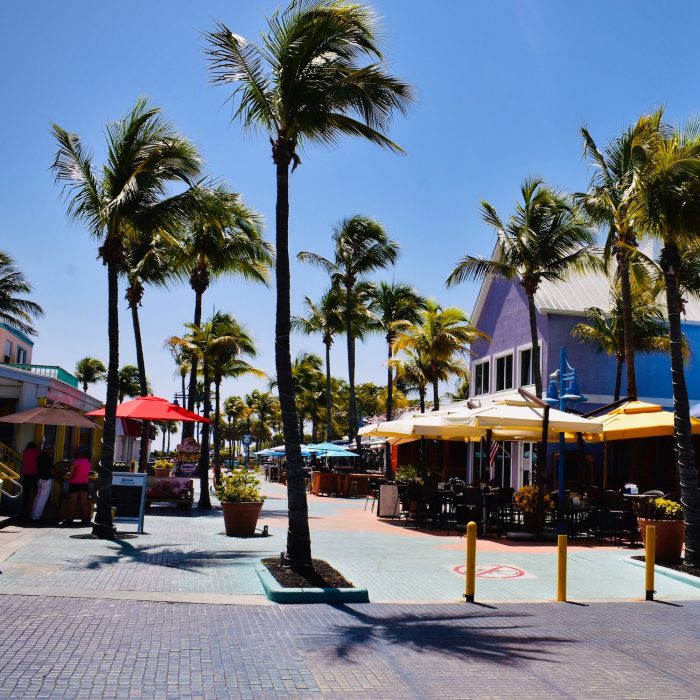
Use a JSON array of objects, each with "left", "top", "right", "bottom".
[{"left": 453, "top": 564, "right": 527, "bottom": 579}]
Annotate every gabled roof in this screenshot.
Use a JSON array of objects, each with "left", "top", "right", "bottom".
[{"left": 471, "top": 271, "right": 700, "bottom": 324}]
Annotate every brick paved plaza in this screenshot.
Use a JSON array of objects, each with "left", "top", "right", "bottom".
[{"left": 1, "top": 482, "right": 700, "bottom": 698}]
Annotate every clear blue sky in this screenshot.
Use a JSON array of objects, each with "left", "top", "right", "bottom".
[{"left": 1, "top": 1, "right": 698, "bottom": 404}]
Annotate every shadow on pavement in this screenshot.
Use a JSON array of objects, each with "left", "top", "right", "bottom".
[{"left": 322, "top": 604, "right": 576, "bottom": 665}]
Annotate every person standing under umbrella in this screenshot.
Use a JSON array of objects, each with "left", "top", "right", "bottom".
[
  {"left": 21, "top": 441, "right": 40, "bottom": 515},
  {"left": 30, "top": 444, "right": 54, "bottom": 522}
]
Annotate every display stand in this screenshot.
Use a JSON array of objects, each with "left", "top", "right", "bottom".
[{"left": 112, "top": 471, "right": 147, "bottom": 533}]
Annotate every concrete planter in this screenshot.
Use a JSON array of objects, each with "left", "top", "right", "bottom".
[
  {"left": 638, "top": 518, "right": 685, "bottom": 563},
  {"left": 221, "top": 501, "right": 263, "bottom": 537}
]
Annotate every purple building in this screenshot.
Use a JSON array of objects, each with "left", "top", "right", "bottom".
[{"left": 467, "top": 270, "right": 700, "bottom": 490}]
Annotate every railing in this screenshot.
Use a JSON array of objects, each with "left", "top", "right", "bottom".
[
  {"left": 0, "top": 442, "right": 22, "bottom": 471},
  {"left": 0, "top": 462, "right": 22, "bottom": 500},
  {"left": 3, "top": 364, "right": 80, "bottom": 388}
]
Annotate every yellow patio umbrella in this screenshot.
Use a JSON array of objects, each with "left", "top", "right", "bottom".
[{"left": 580, "top": 400, "right": 700, "bottom": 441}]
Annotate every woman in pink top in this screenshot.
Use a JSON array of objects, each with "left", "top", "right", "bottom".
[{"left": 65, "top": 447, "right": 92, "bottom": 525}]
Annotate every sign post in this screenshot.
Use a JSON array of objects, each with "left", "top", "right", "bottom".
[
  {"left": 242, "top": 433, "right": 253, "bottom": 467},
  {"left": 111, "top": 472, "right": 148, "bottom": 533}
]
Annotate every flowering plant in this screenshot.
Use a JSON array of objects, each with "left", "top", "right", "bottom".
[
  {"left": 513, "top": 485, "right": 554, "bottom": 514},
  {"left": 153, "top": 459, "right": 172, "bottom": 471},
  {"left": 633, "top": 497, "right": 683, "bottom": 520},
  {"left": 216, "top": 469, "right": 266, "bottom": 504},
  {"left": 394, "top": 464, "right": 424, "bottom": 485}
]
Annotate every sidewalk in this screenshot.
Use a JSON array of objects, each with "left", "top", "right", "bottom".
[{"left": 1, "top": 482, "right": 699, "bottom": 604}]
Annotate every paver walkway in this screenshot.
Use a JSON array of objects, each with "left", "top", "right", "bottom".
[
  {"left": 1, "top": 482, "right": 700, "bottom": 604},
  {"left": 2, "top": 596, "right": 700, "bottom": 699}
]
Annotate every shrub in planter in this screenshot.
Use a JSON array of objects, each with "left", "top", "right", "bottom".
[
  {"left": 514, "top": 485, "right": 555, "bottom": 532},
  {"left": 634, "top": 497, "right": 684, "bottom": 563},
  {"left": 216, "top": 470, "right": 266, "bottom": 536},
  {"left": 153, "top": 459, "right": 173, "bottom": 477}
]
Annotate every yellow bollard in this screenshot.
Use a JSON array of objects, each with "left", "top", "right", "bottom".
[
  {"left": 465, "top": 521, "right": 477, "bottom": 603},
  {"left": 645, "top": 524, "right": 656, "bottom": 601},
  {"left": 557, "top": 534, "right": 567, "bottom": 602}
]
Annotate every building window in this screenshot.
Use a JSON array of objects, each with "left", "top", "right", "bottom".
[
  {"left": 473, "top": 360, "right": 490, "bottom": 396},
  {"left": 3, "top": 340, "right": 12, "bottom": 364},
  {"left": 16, "top": 347, "right": 26, "bottom": 365},
  {"left": 495, "top": 354, "right": 513, "bottom": 392},
  {"left": 520, "top": 347, "right": 532, "bottom": 387}
]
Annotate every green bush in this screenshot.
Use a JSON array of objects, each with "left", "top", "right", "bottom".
[{"left": 215, "top": 469, "right": 266, "bottom": 504}]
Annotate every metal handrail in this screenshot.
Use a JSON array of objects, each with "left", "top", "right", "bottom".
[
  {"left": 0, "top": 461, "right": 22, "bottom": 500},
  {"left": 0, "top": 462, "right": 20, "bottom": 480}
]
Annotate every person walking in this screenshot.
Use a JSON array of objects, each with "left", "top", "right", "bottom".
[
  {"left": 21, "top": 441, "right": 41, "bottom": 516},
  {"left": 30, "top": 444, "right": 54, "bottom": 522}
]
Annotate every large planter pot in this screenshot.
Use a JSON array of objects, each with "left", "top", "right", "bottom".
[
  {"left": 222, "top": 501, "right": 263, "bottom": 537},
  {"left": 638, "top": 517, "right": 685, "bottom": 563}
]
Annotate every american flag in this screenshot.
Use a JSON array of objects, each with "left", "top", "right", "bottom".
[{"left": 489, "top": 441, "right": 499, "bottom": 467}]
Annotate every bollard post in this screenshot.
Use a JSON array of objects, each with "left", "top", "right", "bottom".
[
  {"left": 645, "top": 524, "right": 655, "bottom": 601},
  {"left": 465, "top": 521, "right": 477, "bottom": 603},
  {"left": 557, "top": 534, "right": 567, "bottom": 602}
]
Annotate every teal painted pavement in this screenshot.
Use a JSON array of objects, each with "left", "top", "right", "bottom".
[{"left": 2, "top": 480, "right": 699, "bottom": 604}]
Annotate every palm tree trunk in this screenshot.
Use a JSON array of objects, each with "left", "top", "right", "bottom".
[
  {"left": 384, "top": 341, "right": 394, "bottom": 478},
  {"left": 130, "top": 303, "right": 150, "bottom": 474},
  {"left": 432, "top": 376, "right": 440, "bottom": 411},
  {"left": 258, "top": 412, "right": 264, "bottom": 451},
  {"left": 180, "top": 371, "right": 187, "bottom": 441},
  {"left": 324, "top": 340, "right": 333, "bottom": 441},
  {"left": 614, "top": 354, "right": 624, "bottom": 402},
  {"left": 618, "top": 253, "right": 638, "bottom": 400},
  {"left": 345, "top": 283, "right": 361, "bottom": 452},
  {"left": 167, "top": 427, "right": 171, "bottom": 452},
  {"left": 93, "top": 256, "right": 118, "bottom": 539},
  {"left": 662, "top": 243, "right": 700, "bottom": 566},
  {"left": 197, "top": 361, "right": 212, "bottom": 509},
  {"left": 213, "top": 379, "right": 222, "bottom": 486},
  {"left": 527, "top": 292, "right": 543, "bottom": 397},
  {"left": 273, "top": 147, "right": 311, "bottom": 568},
  {"left": 184, "top": 290, "right": 203, "bottom": 440},
  {"left": 161, "top": 425, "right": 165, "bottom": 453},
  {"left": 227, "top": 416, "right": 232, "bottom": 458},
  {"left": 419, "top": 387, "right": 426, "bottom": 414}
]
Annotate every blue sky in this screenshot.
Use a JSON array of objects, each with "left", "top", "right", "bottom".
[{"left": 1, "top": 1, "right": 699, "bottom": 404}]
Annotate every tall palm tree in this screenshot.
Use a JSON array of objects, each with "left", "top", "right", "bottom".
[
  {"left": 118, "top": 365, "right": 142, "bottom": 404},
  {"left": 291, "top": 287, "right": 346, "bottom": 441},
  {"left": 124, "top": 231, "right": 183, "bottom": 471},
  {"left": 572, "top": 286, "right": 680, "bottom": 401},
  {"left": 252, "top": 391, "right": 277, "bottom": 451},
  {"left": 205, "top": 0, "right": 413, "bottom": 568},
  {"left": 291, "top": 353, "right": 325, "bottom": 443},
  {"left": 169, "top": 312, "right": 255, "bottom": 508},
  {"left": 392, "top": 300, "right": 485, "bottom": 411},
  {"left": 224, "top": 396, "right": 248, "bottom": 458},
  {"left": 577, "top": 111, "right": 663, "bottom": 400},
  {"left": 75, "top": 357, "right": 106, "bottom": 393},
  {"left": 51, "top": 98, "right": 202, "bottom": 538},
  {"left": 370, "top": 281, "right": 426, "bottom": 474},
  {"left": 631, "top": 117, "right": 700, "bottom": 566},
  {"left": 0, "top": 251, "right": 44, "bottom": 336},
  {"left": 299, "top": 216, "right": 398, "bottom": 450},
  {"left": 390, "top": 349, "right": 429, "bottom": 413},
  {"left": 208, "top": 314, "right": 263, "bottom": 480},
  {"left": 447, "top": 178, "right": 595, "bottom": 399},
  {"left": 177, "top": 186, "right": 271, "bottom": 438}
]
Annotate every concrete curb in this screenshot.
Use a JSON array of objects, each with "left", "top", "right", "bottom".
[
  {"left": 624, "top": 556, "right": 700, "bottom": 590},
  {"left": 254, "top": 562, "right": 370, "bottom": 604}
]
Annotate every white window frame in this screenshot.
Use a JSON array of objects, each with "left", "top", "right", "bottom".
[
  {"left": 493, "top": 350, "right": 514, "bottom": 393},
  {"left": 472, "top": 358, "right": 491, "bottom": 397},
  {"left": 16, "top": 346, "right": 27, "bottom": 364},
  {"left": 517, "top": 343, "right": 533, "bottom": 388},
  {"left": 3, "top": 340, "right": 12, "bottom": 364}
]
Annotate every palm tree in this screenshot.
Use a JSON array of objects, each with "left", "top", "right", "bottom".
[
  {"left": 51, "top": 98, "right": 202, "bottom": 538},
  {"left": 390, "top": 349, "right": 429, "bottom": 413},
  {"left": 299, "top": 216, "right": 398, "bottom": 450},
  {"left": 75, "top": 357, "right": 106, "bottom": 393},
  {"left": 205, "top": 0, "right": 413, "bottom": 568},
  {"left": 630, "top": 117, "right": 700, "bottom": 566},
  {"left": 447, "top": 178, "right": 595, "bottom": 399},
  {"left": 291, "top": 287, "right": 345, "bottom": 441},
  {"left": 392, "top": 300, "right": 485, "bottom": 411},
  {"left": 177, "top": 185, "right": 271, "bottom": 438},
  {"left": 252, "top": 391, "right": 277, "bottom": 451},
  {"left": 291, "top": 353, "right": 325, "bottom": 443},
  {"left": 572, "top": 286, "right": 679, "bottom": 401},
  {"left": 169, "top": 312, "right": 256, "bottom": 508},
  {"left": 0, "top": 251, "right": 44, "bottom": 336},
  {"left": 444, "top": 377, "right": 471, "bottom": 403},
  {"left": 576, "top": 111, "right": 663, "bottom": 401},
  {"left": 224, "top": 396, "right": 248, "bottom": 458},
  {"left": 208, "top": 314, "right": 263, "bottom": 480},
  {"left": 118, "top": 365, "right": 142, "bottom": 404},
  {"left": 370, "top": 281, "right": 426, "bottom": 474}
]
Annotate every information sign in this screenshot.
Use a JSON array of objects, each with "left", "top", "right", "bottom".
[
  {"left": 241, "top": 433, "right": 253, "bottom": 446},
  {"left": 112, "top": 472, "right": 147, "bottom": 533}
]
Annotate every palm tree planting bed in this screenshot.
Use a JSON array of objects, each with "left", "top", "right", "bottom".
[{"left": 256, "top": 558, "right": 369, "bottom": 604}]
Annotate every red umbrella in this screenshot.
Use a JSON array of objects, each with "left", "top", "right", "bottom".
[{"left": 86, "top": 395, "right": 210, "bottom": 423}]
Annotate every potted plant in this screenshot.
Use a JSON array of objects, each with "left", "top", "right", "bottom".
[
  {"left": 514, "top": 485, "right": 555, "bottom": 532},
  {"left": 154, "top": 459, "right": 173, "bottom": 478},
  {"left": 633, "top": 497, "right": 684, "bottom": 563},
  {"left": 216, "top": 469, "right": 266, "bottom": 536}
]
